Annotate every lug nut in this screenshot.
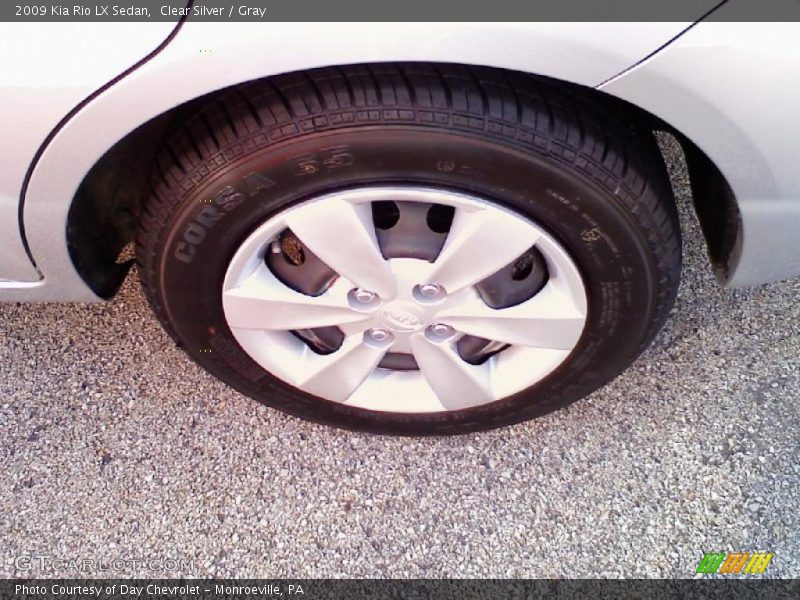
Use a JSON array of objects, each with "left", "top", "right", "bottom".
[
  {"left": 365, "top": 328, "right": 395, "bottom": 347},
  {"left": 420, "top": 284, "right": 441, "bottom": 297},
  {"left": 369, "top": 328, "right": 390, "bottom": 341},
  {"left": 431, "top": 323, "right": 453, "bottom": 336},
  {"left": 353, "top": 289, "right": 377, "bottom": 303},
  {"left": 413, "top": 283, "right": 447, "bottom": 304},
  {"left": 348, "top": 288, "right": 381, "bottom": 310},
  {"left": 426, "top": 323, "right": 455, "bottom": 341}
]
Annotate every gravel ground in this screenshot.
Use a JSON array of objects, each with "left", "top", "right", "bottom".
[{"left": 0, "top": 135, "right": 798, "bottom": 579}]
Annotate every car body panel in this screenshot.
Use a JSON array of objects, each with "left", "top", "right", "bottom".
[
  {"left": 0, "top": 22, "right": 179, "bottom": 285},
  {"left": 600, "top": 17, "right": 800, "bottom": 286}
]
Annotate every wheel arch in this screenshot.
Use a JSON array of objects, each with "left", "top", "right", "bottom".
[{"left": 62, "top": 62, "right": 738, "bottom": 299}]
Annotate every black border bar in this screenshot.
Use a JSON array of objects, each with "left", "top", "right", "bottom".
[
  {"left": 4, "top": 0, "right": 800, "bottom": 22},
  {"left": 3, "top": 579, "right": 800, "bottom": 600}
]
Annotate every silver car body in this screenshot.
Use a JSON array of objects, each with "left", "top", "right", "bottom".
[{"left": 1, "top": 9, "right": 798, "bottom": 301}]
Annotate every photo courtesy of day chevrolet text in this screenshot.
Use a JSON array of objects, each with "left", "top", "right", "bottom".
[{"left": 15, "top": 583, "right": 305, "bottom": 597}]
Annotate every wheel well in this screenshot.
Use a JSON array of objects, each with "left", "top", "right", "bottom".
[
  {"left": 65, "top": 61, "right": 741, "bottom": 298},
  {"left": 672, "top": 134, "right": 742, "bottom": 282},
  {"left": 66, "top": 111, "right": 172, "bottom": 298}
]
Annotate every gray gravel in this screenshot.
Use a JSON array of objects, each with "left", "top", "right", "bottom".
[{"left": 0, "top": 135, "right": 798, "bottom": 579}]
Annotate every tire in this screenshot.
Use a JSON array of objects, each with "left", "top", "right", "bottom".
[{"left": 136, "top": 63, "right": 681, "bottom": 435}]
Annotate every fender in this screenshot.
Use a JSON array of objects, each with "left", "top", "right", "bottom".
[
  {"left": 16, "top": 20, "right": 716, "bottom": 301},
  {"left": 0, "top": 21, "right": 182, "bottom": 286},
  {"left": 600, "top": 12, "right": 800, "bottom": 286}
]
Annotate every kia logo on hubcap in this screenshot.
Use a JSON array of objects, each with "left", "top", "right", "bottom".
[{"left": 381, "top": 303, "right": 425, "bottom": 333}]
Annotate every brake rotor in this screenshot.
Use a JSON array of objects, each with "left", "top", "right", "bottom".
[{"left": 265, "top": 229, "right": 342, "bottom": 354}]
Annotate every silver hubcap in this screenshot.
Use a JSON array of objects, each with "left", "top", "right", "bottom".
[{"left": 222, "top": 186, "right": 587, "bottom": 413}]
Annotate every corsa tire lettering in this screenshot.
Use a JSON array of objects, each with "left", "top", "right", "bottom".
[{"left": 173, "top": 186, "right": 244, "bottom": 263}]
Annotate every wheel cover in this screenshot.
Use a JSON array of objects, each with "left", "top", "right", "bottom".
[{"left": 222, "top": 186, "right": 587, "bottom": 413}]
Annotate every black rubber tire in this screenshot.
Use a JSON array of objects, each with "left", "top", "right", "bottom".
[{"left": 136, "top": 63, "right": 681, "bottom": 435}]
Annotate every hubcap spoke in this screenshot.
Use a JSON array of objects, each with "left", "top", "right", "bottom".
[
  {"left": 410, "top": 334, "right": 493, "bottom": 410},
  {"left": 223, "top": 266, "right": 370, "bottom": 331},
  {"left": 285, "top": 199, "right": 397, "bottom": 298},
  {"left": 298, "top": 336, "right": 390, "bottom": 402},
  {"left": 436, "top": 282, "right": 585, "bottom": 350},
  {"left": 426, "top": 206, "right": 540, "bottom": 294}
]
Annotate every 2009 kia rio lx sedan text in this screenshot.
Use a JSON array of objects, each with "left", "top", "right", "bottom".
[{"left": 2, "top": 16, "right": 799, "bottom": 434}]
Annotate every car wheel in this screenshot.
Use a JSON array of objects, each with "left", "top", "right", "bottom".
[{"left": 136, "top": 63, "right": 681, "bottom": 435}]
